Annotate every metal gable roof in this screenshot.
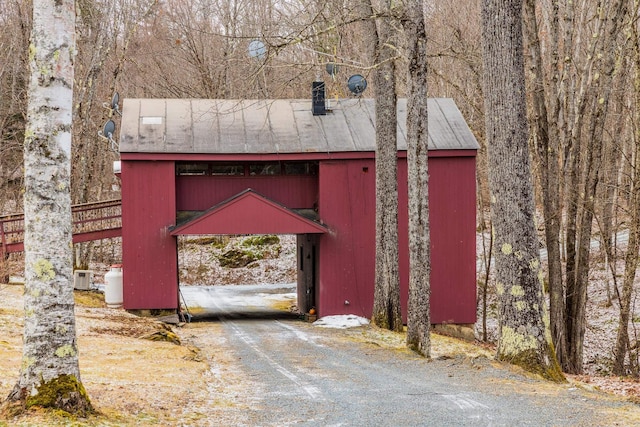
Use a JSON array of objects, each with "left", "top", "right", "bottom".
[{"left": 119, "top": 98, "right": 479, "bottom": 154}]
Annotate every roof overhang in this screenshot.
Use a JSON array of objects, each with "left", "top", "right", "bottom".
[{"left": 170, "top": 189, "right": 327, "bottom": 236}]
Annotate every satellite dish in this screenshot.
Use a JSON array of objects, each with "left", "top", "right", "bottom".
[
  {"left": 326, "top": 63, "right": 338, "bottom": 77},
  {"left": 99, "top": 120, "right": 119, "bottom": 152},
  {"left": 248, "top": 39, "right": 266, "bottom": 60},
  {"left": 102, "top": 120, "right": 116, "bottom": 138},
  {"left": 111, "top": 92, "right": 120, "bottom": 110},
  {"left": 347, "top": 74, "right": 367, "bottom": 95}
]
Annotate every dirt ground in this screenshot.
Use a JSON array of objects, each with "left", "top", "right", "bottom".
[
  {"left": 1, "top": 283, "right": 640, "bottom": 426},
  {"left": 0, "top": 282, "right": 263, "bottom": 426}
]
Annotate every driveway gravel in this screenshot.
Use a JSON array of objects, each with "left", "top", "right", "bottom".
[{"left": 179, "top": 284, "right": 640, "bottom": 426}]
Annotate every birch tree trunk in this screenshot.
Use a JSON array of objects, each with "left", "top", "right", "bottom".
[
  {"left": 5, "top": 0, "right": 92, "bottom": 414},
  {"left": 367, "top": 0, "right": 403, "bottom": 332},
  {"left": 403, "top": 0, "right": 431, "bottom": 357},
  {"left": 481, "top": 0, "right": 563, "bottom": 381}
]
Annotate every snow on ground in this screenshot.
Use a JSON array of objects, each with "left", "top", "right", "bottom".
[{"left": 313, "top": 315, "right": 370, "bottom": 329}]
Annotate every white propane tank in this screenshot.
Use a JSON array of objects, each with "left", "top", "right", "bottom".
[{"left": 104, "top": 264, "right": 123, "bottom": 308}]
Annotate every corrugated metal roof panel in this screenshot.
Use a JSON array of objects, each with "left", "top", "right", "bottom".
[
  {"left": 339, "top": 99, "right": 375, "bottom": 151},
  {"left": 138, "top": 99, "right": 166, "bottom": 152},
  {"left": 165, "top": 99, "right": 192, "bottom": 152},
  {"left": 242, "top": 100, "right": 275, "bottom": 153},
  {"left": 320, "top": 106, "right": 357, "bottom": 152},
  {"left": 269, "top": 100, "right": 301, "bottom": 153},
  {"left": 119, "top": 98, "right": 479, "bottom": 154},
  {"left": 217, "top": 100, "right": 246, "bottom": 153},
  {"left": 191, "top": 99, "right": 220, "bottom": 152},
  {"left": 292, "top": 101, "right": 328, "bottom": 153},
  {"left": 120, "top": 99, "right": 140, "bottom": 150}
]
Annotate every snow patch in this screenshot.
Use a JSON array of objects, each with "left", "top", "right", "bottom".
[{"left": 313, "top": 315, "right": 370, "bottom": 329}]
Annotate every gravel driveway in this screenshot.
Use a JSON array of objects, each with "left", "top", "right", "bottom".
[{"left": 179, "top": 285, "right": 640, "bottom": 426}]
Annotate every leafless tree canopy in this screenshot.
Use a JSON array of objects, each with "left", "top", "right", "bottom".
[{"left": 2, "top": 0, "right": 640, "bottom": 375}]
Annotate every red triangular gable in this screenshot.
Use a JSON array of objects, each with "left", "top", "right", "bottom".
[{"left": 170, "top": 189, "right": 327, "bottom": 235}]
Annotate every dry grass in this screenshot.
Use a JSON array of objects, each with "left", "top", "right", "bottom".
[{"left": 0, "top": 284, "right": 222, "bottom": 426}]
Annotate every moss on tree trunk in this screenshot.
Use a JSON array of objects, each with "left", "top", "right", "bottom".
[
  {"left": 498, "top": 347, "right": 565, "bottom": 383},
  {"left": 5, "top": 375, "right": 93, "bottom": 416}
]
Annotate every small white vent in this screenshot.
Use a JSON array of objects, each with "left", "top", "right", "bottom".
[{"left": 141, "top": 116, "right": 163, "bottom": 125}]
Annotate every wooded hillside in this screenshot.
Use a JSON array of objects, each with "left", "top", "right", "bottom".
[{"left": 1, "top": 0, "right": 639, "bottom": 375}]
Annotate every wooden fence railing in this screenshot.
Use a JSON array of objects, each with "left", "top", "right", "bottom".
[{"left": 0, "top": 199, "right": 122, "bottom": 255}]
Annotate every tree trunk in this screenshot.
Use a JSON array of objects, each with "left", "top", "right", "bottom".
[
  {"left": 522, "top": 0, "right": 568, "bottom": 367},
  {"left": 565, "top": 0, "right": 628, "bottom": 374},
  {"left": 370, "top": 0, "right": 403, "bottom": 332},
  {"left": 613, "top": 25, "right": 640, "bottom": 376},
  {"left": 481, "top": 0, "right": 563, "bottom": 381},
  {"left": 403, "top": 0, "right": 431, "bottom": 356},
  {"left": 5, "top": 0, "right": 92, "bottom": 414}
]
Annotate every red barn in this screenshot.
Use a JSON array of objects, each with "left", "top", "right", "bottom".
[{"left": 119, "top": 98, "right": 479, "bottom": 325}]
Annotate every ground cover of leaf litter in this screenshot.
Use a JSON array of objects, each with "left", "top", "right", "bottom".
[{"left": 0, "top": 235, "right": 639, "bottom": 425}]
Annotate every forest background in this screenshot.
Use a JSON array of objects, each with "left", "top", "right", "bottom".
[{"left": 1, "top": 0, "right": 639, "bottom": 378}]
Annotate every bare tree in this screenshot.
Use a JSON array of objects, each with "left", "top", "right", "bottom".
[
  {"left": 402, "top": 0, "right": 431, "bottom": 356},
  {"left": 522, "top": 0, "right": 631, "bottom": 373},
  {"left": 4, "top": 0, "right": 92, "bottom": 414},
  {"left": 481, "top": 0, "right": 563, "bottom": 380},
  {"left": 613, "top": 10, "right": 640, "bottom": 375},
  {"left": 0, "top": 0, "right": 30, "bottom": 215},
  {"left": 361, "top": 0, "right": 403, "bottom": 332},
  {"left": 522, "top": 0, "right": 568, "bottom": 368}
]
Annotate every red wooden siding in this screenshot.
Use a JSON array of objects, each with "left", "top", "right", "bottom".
[
  {"left": 318, "top": 160, "right": 377, "bottom": 318},
  {"left": 176, "top": 175, "right": 318, "bottom": 211},
  {"left": 317, "top": 155, "right": 476, "bottom": 324},
  {"left": 423, "top": 156, "right": 477, "bottom": 324},
  {"left": 119, "top": 153, "right": 476, "bottom": 323},
  {"left": 121, "top": 161, "right": 178, "bottom": 310},
  {"left": 171, "top": 190, "right": 327, "bottom": 235}
]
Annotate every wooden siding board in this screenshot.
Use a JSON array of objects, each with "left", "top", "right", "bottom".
[
  {"left": 427, "top": 156, "right": 477, "bottom": 323},
  {"left": 121, "top": 161, "right": 178, "bottom": 310},
  {"left": 176, "top": 175, "right": 318, "bottom": 210},
  {"left": 316, "top": 156, "right": 476, "bottom": 324},
  {"left": 318, "top": 160, "right": 376, "bottom": 318},
  {"left": 191, "top": 99, "right": 221, "bottom": 152},
  {"left": 119, "top": 154, "right": 476, "bottom": 323}
]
